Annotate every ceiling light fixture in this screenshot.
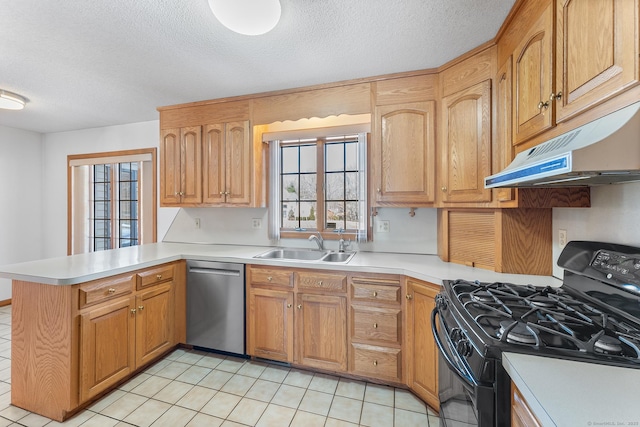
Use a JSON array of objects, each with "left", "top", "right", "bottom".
[
  {"left": 208, "top": 0, "right": 281, "bottom": 36},
  {"left": 0, "top": 90, "right": 27, "bottom": 110}
]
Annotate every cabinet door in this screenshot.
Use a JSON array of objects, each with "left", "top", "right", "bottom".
[
  {"left": 440, "top": 80, "right": 492, "bottom": 203},
  {"left": 248, "top": 288, "right": 294, "bottom": 362},
  {"left": 135, "top": 283, "right": 174, "bottom": 367},
  {"left": 513, "top": 3, "right": 554, "bottom": 144},
  {"left": 496, "top": 57, "right": 516, "bottom": 204},
  {"left": 180, "top": 126, "right": 203, "bottom": 204},
  {"left": 374, "top": 101, "right": 436, "bottom": 205},
  {"left": 406, "top": 280, "right": 439, "bottom": 410},
  {"left": 555, "top": 0, "right": 639, "bottom": 122},
  {"left": 160, "top": 129, "right": 182, "bottom": 205},
  {"left": 203, "top": 123, "right": 226, "bottom": 204},
  {"left": 226, "top": 121, "right": 252, "bottom": 205},
  {"left": 80, "top": 297, "right": 135, "bottom": 402},
  {"left": 296, "top": 293, "right": 348, "bottom": 371}
]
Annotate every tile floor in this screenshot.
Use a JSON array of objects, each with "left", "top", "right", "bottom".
[{"left": 0, "top": 305, "right": 439, "bottom": 426}]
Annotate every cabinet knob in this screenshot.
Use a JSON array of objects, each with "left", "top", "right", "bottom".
[
  {"left": 372, "top": 291, "right": 377, "bottom": 297},
  {"left": 373, "top": 323, "right": 378, "bottom": 329},
  {"left": 220, "top": 192, "right": 225, "bottom": 195},
  {"left": 318, "top": 280, "right": 323, "bottom": 286},
  {"left": 287, "top": 303, "right": 292, "bottom": 308},
  {"left": 267, "top": 276, "right": 273, "bottom": 281},
  {"left": 138, "top": 305, "right": 144, "bottom": 311},
  {"left": 131, "top": 308, "right": 137, "bottom": 314},
  {"left": 373, "top": 360, "right": 378, "bottom": 366},
  {"left": 441, "top": 186, "right": 447, "bottom": 192},
  {"left": 156, "top": 274, "right": 162, "bottom": 280},
  {"left": 550, "top": 91, "right": 562, "bottom": 101},
  {"left": 406, "top": 294, "right": 413, "bottom": 300},
  {"left": 537, "top": 101, "right": 549, "bottom": 110},
  {"left": 297, "top": 304, "right": 302, "bottom": 309},
  {"left": 108, "top": 288, "right": 116, "bottom": 294}
]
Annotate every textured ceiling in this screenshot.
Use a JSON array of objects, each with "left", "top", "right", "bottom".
[{"left": 0, "top": 0, "right": 515, "bottom": 134}]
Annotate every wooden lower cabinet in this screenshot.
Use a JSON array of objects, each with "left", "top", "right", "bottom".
[
  {"left": 11, "top": 261, "right": 182, "bottom": 422},
  {"left": 406, "top": 279, "right": 439, "bottom": 410},
  {"left": 247, "top": 287, "right": 294, "bottom": 362},
  {"left": 512, "top": 382, "right": 542, "bottom": 427}
]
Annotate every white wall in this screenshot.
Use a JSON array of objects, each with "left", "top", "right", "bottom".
[
  {"left": 552, "top": 182, "right": 640, "bottom": 278},
  {"left": 0, "top": 125, "right": 43, "bottom": 300},
  {"left": 42, "top": 120, "right": 178, "bottom": 258}
]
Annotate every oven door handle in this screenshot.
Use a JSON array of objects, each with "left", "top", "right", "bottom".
[{"left": 431, "top": 306, "right": 479, "bottom": 388}]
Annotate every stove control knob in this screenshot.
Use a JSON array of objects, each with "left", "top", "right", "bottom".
[
  {"left": 450, "top": 328, "right": 462, "bottom": 341},
  {"left": 435, "top": 294, "right": 448, "bottom": 310},
  {"left": 456, "top": 339, "right": 472, "bottom": 357}
]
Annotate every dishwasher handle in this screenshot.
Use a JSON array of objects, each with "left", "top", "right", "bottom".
[{"left": 188, "top": 267, "right": 241, "bottom": 277}]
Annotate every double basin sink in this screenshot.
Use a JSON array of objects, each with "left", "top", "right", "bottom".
[{"left": 254, "top": 248, "right": 356, "bottom": 263}]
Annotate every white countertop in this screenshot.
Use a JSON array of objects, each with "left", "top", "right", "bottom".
[
  {"left": 0, "top": 242, "right": 562, "bottom": 286},
  {"left": 503, "top": 352, "right": 640, "bottom": 426}
]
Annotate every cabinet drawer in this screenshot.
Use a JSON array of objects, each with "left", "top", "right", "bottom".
[
  {"left": 250, "top": 266, "right": 294, "bottom": 288},
  {"left": 298, "top": 271, "right": 347, "bottom": 292},
  {"left": 351, "top": 343, "right": 402, "bottom": 383},
  {"left": 136, "top": 265, "right": 174, "bottom": 290},
  {"left": 351, "top": 305, "right": 401, "bottom": 345},
  {"left": 79, "top": 274, "right": 134, "bottom": 308},
  {"left": 351, "top": 279, "right": 401, "bottom": 304}
]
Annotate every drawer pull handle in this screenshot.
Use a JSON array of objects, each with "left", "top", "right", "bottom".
[
  {"left": 373, "top": 291, "right": 377, "bottom": 297},
  {"left": 138, "top": 305, "right": 144, "bottom": 311},
  {"left": 287, "top": 304, "right": 292, "bottom": 308},
  {"left": 406, "top": 294, "right": 413, "bottom": 300},
  {"left": 131, "top": 308, "right": 137, "bottom": 314},
  {"left": 373, "top": 360, "right": 378, "bottom": 366},
  {"left": 156, "top": 274, "right": 162, "bottom": 280},
  {"left": 108, "top": 288, "right": 116, "bottom": 294},
  {"left": 297, "top": 304, "right": 302, "bottom": 309},
  {"left": 373, "top": 323, "right": 378, "bottom": 329},
  {"left": 267, "top": 276, "right": 273, "bottom": 281}
]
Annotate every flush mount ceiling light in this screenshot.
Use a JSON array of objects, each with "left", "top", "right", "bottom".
[
  {"left": 0, "top": 89, "right": 27, "bottom": 110},
  {"left": 208, "top": 0, "right": 281, "bottom": 36}
]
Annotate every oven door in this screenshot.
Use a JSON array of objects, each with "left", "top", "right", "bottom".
[{"left": 432, "top": 302, "right": 496, "bottom": 427}]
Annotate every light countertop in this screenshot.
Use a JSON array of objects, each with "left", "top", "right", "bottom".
[
  {"left": 503, "top": 352, "right": 640, "bottom": 426},
  {"left": 0, "top": 242, "right": 562, "bottom": 287}
]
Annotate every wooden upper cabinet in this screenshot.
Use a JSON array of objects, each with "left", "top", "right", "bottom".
[
  {"left": 495, "top": 57, "right": 516, "bottom": 204},
  {"left": 160, "top": 126, "right": 202, "bottom": 206},
  {"left": 555, "top": 0, "right": 639, "bottom": 122},
  {"left": 203, "top": 124, "right": 225, "bottom": 204},
  {"left": 513, "top": 3, "right": 554, "bottom": 145},
  {"left": 440, "top": 80, "right": 492, "bottom": 203},
  {"left": 373, "top": 101, "right": 436, "bottom": 206}
]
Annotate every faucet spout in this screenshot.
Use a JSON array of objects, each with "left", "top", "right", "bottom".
[{"left": 308, "top": 232, "right": 324, "bottom": 250}]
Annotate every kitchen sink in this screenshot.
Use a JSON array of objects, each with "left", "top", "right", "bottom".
[{"left": 254, "top": 248, "right": 356, "bottom": 263}]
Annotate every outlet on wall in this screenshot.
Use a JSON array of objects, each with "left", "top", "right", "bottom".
[
  {"left": 376, "top": 220, "right": 390, "bottom": 233},
  {"left": 194, "top": 218, "right": 201, "bottom": 229},
  {"left": 559, "top": 229, "right": 567, "bottom": 248},
  {"left": 252, "top": 218, "right": 262, "bottom": 229}
]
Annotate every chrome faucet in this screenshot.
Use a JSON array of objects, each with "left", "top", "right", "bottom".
[
  {"left": 308, "top": 232, "right": 324, "bottom": 250},
  {"left": 337, "top": 229, "right": 351, "bottom": 253}
]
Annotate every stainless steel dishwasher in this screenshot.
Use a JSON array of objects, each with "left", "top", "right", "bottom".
[{"left": 186, "top": 260, "right": 245, "bottom": 355}]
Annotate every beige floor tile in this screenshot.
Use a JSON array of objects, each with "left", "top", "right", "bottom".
[
  {"left": 255, "top": 404, "right": 296, "bottom": 427},
  {"left": 45, "top": 409, "right": 94, "bottom": 426},
  {"left": 227, "top": 397, "right": 268, "bottom": 425},
  {"left": 220, "top": 374, "right": 256, "bottom": 396},
  {"left": 150, "top": 405, "right": 197, "bottom": 427},
  {"left": 155, "top": 361, "right": 191, "bottom": 380},
  {"left": 328, "top": 396, "right": 363, "bottom": 424},
  {"left": 308, "top": 373, "right": 339, "bottom": 394},
  {"left": 184, "top": 413, "right": 224, "bottom": 427},
  {"left": 175, "top": 365, "right": 212, "bottom": 385},
  {"left": 152, "top": 380, "right": 194, "bottom": 404},
  {"left": 335, "top": 378, "right": 366, "bottom": 400},
  {"left": 325, "top": 418, "right": 359, "bottom": 427},
  {"left": 0, "top": 417, "right": 11, "bottom": 427},
  {"left": 87, "top": 389, "right": 126, "bottom": 412},
  {"left": 81, "top": 413, "right": 120, "bottom": 427},
  {"left": 395, "top": 389, "right": 427, "bottom": 413},
  {"left": 175, "top": 385, "right": 217, "bottom": 411},
  {"left": 0, "top": 391, "right": 10, "bottom": 411},
  {"left": 101, "top": 392, "right": 148, "bottom": 420},
  {"left": 245, "top": 379, "right": 281, "bottom": 402},
  {"left": 15, "top": 412, "right": 50, "bottom": 427},
  {"left": 236, "top": 361, "right": 267, "bottom": 378},
  {"left": 194, "top": 354, "right": 226, "bottom": 369},
  {"left": 270, "top": 384, "right": 305, "bottom": 409},
  {"left": 429, "top": 414, "right": 441, "bottom": 426},
  {"left": 360, "top": 401, "right": 394, "bottom": 427},
  {"left": 364, "top": 383, "right": 395, "bottom": 407},
  {"left": 143, "top": 359, "right": 171, "bottom": 375},
  {"left": 258, "top": 365, "right": 290, "bottom": 383},
  {"left": 220, "top": 421, "right": 247, "bottom": 427},
  {"left": 298, "top": 389, "right": 334, "bottom": 416},
  {"left": 130, "top": 375, "right": 172, "bottom": 398},
  {"left": 394, "top": 407, "right": 430, "bottom": 426},
  {"left": 119, "top": 372, "right": 151, "bottom": 392},
  {"left": 290, "top": 410, "right": 326, "bottom": 427},
  {"left": 123, "top": 399, "right": 172, "bottom": 427},
  {"left": 175, "top": 351, "right": 205, "bottom": 365},
  {"left": 215, "top": 357, "right": 246, "bottom": 373},
  {"left": 165, "top": 348, "right": 188, "bottom": 361},
  {"left": 200, "top": 391, "right": 241, "bottom": 419},
  {"left": 198, "top": 369, "right": 233, "bottom": 390},
  {"left": 283, "top": 368, "right": 314, "bottom": 388},
  {"left": 0, "top": 404, "right": 31, "bottom": 421}
]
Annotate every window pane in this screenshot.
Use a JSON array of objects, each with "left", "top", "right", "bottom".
[
  {"left": 299, "top": 202, "right": 316, "bottom": 229},
  {"left": 326, "top": 173, "right": 344, "bottom": 200},
  {"left": 282, "top": 177, "right": 298, "bottom": 201},
  {"left": 345, "top": 142, "right": 357, "bottom": 170},
  {"left": 326, "top": 143, "right": 344, "bottom": 172},
  {"left": 282, "top": 146, "right": 299, "bottom": 174},
  {"left": 119, "top": 163, "right": 131, "bottom": 180},
  {"left": 345, "top": 201, "right": 359, "bottom": 229},
  {"left": 299, "top": 145, "right": 316, "bottom": 173},
  {"left": 345, "top": 172, "right": 359, "bottom": 200},
  {"left": 299, "top": 174, "right": 317, "bottom": 200},
  {"left": 282, "top": 202, "right": 299, "bottom": 229},
  {"left": 130, "top": 181, "right": 138, "bottom": 200},
  {"left": 120, "top": 182, "right": 130, "bottom": 200},
  {"left": 326, "top": 201, "right": 344, "bottom": 230}
]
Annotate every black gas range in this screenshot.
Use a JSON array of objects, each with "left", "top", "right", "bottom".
[{"left": 432, "top": 241, "right": 640, "bottom": 427}]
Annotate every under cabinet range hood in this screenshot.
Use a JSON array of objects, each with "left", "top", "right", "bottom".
[{"left": 485, "top": 101, "right": 640, "bottom": 188}]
